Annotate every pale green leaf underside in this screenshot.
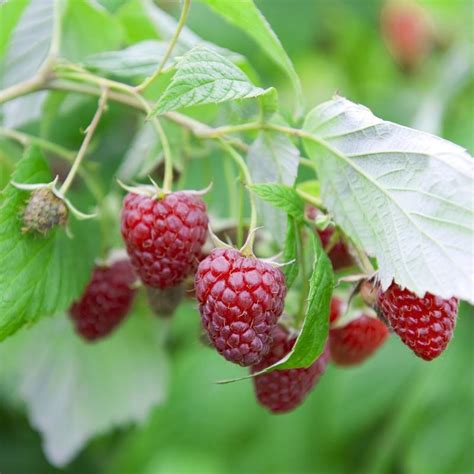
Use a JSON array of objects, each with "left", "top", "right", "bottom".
[
  {"left": 152, "top": 47, "right": 271, "bottom": 115},
  {"left": 197, "top": 0, "right": 303, "bottom": 112},
  {"left": 304, "top": 97, "right": 474, "bottom": 302},
  {"left": 249, "top": 183, "right": 304, "bottom": 221},
  {"left": 248, "top": 131, "right": 300, "bottom": 244},
  {"left": 0, "top": 313, "right": 168, "bottom": 466},
  {"left": 0, "top": 147, "right": 99, "bottom": 340},
  {"left": 84, "top": 40, "right": 168, "bottom": 79}
]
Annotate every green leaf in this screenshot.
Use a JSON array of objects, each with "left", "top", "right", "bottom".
[
  {"left": 0, "top": 147, "right": 99, "bottom": 341},
  {"left": 83, "top": 40, "right": 168, "bottom": 79},
  {"left": 0, "top": 0, "right": 29, "bottom": 60},
  {"left": 249, "top": 183, "right": 304, "bottom": 221},
  {"left": 0, "top": 0, "right": 56, "bottom": 127},
  {"left": 151, "top": 47, "right": 272, "bottom": 116},
  {"left": 269, "top": 229, "right": 334, "bottom": 370},
  {"left": 303, "top": 96, "right": 474, "bottom": 303},
  {"left": 0, "top": 310, "right": 168, "bottom": 466},
  {"left": 281, "top": 217, "right": 299, "bottom": 289},
  {"left": 197, "top": 0, "right": 303, "bottom": 113},
  {"left": 61, "top": 0, "right": 124, "bottom": 61}
]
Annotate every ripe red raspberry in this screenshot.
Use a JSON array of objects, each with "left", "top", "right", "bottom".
[
  {"left": 195, "top": 248, "right": 287, "bottom": 366},
  {"left": 121, "top": 192, "right": 208, "bottom": 289},
  {"left": 251, "top": 325, "right": 329, "bottom": 413},
  {"left": 377, "top": 282, "right": 458, "bottom": 361},
  {"left": 306, "top": 206, "right": 352, "bottom": 271},
  {"left": 381, "top": 0, "right": 433, "bottom": 72},
  {"left": 330, "top": 296, "right": 343, "bottom": 324},
  {"left": 329, "top": 314, "right": 389, "bottom": 366},
  {"left": 69, "top": 259, "right": 137, "bottom": 341},
  {"left": 22, "top": 188, "right": 68, "bottom": 235}
]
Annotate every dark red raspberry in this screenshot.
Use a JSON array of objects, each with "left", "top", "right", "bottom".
[
  {"left": 195, "top": 248, "right": 287, "bottom": 366},
  {"left": 251, "top": 325, "right": 329, "bottom": 413},
  {"left": 69, "top": 259, "right": 137, "bottom": 341},
  {"left": 22, "top": 188, "right": 68, "bottom": 235},
  {"left": 377, "top": 282, "right": 458, "bottom": 361},
  {"left": 306, "top": 206, "right": 352, "bottom": 271},
  {"left": 121, "top": 192, "right": 208, "bottom": 289},
  {"left": 329, "top": 314, "right": 389, "bottom": 366},
  {"left": 330, "top": 296, "right": 343, "bottom": 324}
]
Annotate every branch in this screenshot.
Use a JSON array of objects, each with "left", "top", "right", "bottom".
[
  {"left": 59, "top": 88, "right": 109, "bottom": 195},
  {"left": 136, "top": 0, "right": 191, "bottom": 93}
]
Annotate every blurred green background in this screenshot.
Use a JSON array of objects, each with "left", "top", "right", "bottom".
[{"left": 1, "top": 0, "right": 473, "bottom": 473}]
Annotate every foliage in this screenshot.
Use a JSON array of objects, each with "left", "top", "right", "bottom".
[{"left": 0, "top": 0, "right": 472, "bottom": 471}]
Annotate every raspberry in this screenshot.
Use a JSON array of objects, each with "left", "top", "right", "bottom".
[
  {"left": 195, "top": 248, "right": 287, "bottom": 366},
  {"left": 251, "top": 325, "right": 329, "bottom": 413},
  {"left": 306, "top": 206, "right": 352, "bottom": 270},
  {"left": 377, "top": 282, "right": 458, "bottom": 361},
  {"left": 69, "top": 259, "right": 136, "bottom": 341},
  {"left": 329, "top": 314, "right": 389, "bottom": 366},
  {"left": 146, "top": 284, "right": 184, "bottom": 317},
  {"left": 330, "top": 296, "right": 343, "bottom": 323},
  {"left": 22, "top": 188, "right": 68, "bottom": 235},
  {"left": 121, "top": 192, "right": 208, "bottom": 289}
]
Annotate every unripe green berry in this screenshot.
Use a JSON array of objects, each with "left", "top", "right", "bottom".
[{"left": 22, "top": 188, "right": 68, "bottom": 235}]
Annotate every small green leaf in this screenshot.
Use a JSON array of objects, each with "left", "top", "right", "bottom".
[
  {"left": 0, "top": 147, "right": 99, "bottom": 341},
  {"left": 151, "top": 46, "right": 272, "bottom": 116},
  {"left": 282, "top": 217, "right": 299, "bottom": 289},
  {"left": 197, "top": 0, "right": 303, "bottom": 113},
  {"left": 247, "top": 131, "right": 300, "bottom": 244},
  {"left": 249, "top": 183, "right": 304, "bottom": 221},
  {"left": 270, "top": 229, "right": 334, "bottom": 370}
]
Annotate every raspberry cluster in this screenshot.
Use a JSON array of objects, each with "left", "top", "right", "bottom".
[
  {"left": 69, "top": 259, "right": 136, "bottom": 341},
  {"left": 121, "top": 192, "right": 208, "bottom": 289},
  {"left": 195, "top": 248, "right": 286, "bottom": 366},
  {"left": 251, "top": 325, "right": 329, "bottom": 413}
]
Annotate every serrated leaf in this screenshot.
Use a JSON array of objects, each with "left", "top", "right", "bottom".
[
  {"left": 0, "top": 312, "right": 168, "bottom": 466},
  {"left": 0, "top": 147, "right": 99, "bottom": 341},
  {"left": 303, "top": 96, "right": 474, "bottom": 303},
  {"left": 282, "top": 217, "right": 299, "bottom": 289},
  {"left": 197, "top": 0, "right": 303, "bottom": 113},
  {"left": 268, "top": 230, "right": 334, "bottom": 370},
  {"left": 151, "top": 47, "right": 272, "bottom": 116},
  {"left": 83, "top": 40, "right": 168, "bottom": 79},
  {"left": 249, "top": 183, "right": 304, "bottom": 221},
  {"left": 248, "top": 131, "right": 300, "bottom": 244}
]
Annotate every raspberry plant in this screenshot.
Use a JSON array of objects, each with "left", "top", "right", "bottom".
[{"left": 0, "top": 0, "right": 472, "bottom": 468}]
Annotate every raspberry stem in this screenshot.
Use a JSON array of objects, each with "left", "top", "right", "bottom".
[
  {"left": 135, "top": 0, "right": 191, "bottom": 93},
  {"left": 59, "top": 88, "right": 109, "bottom": 195},
  {"left": 218, "top": 139, "right": 258, "bottom": 255}
]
